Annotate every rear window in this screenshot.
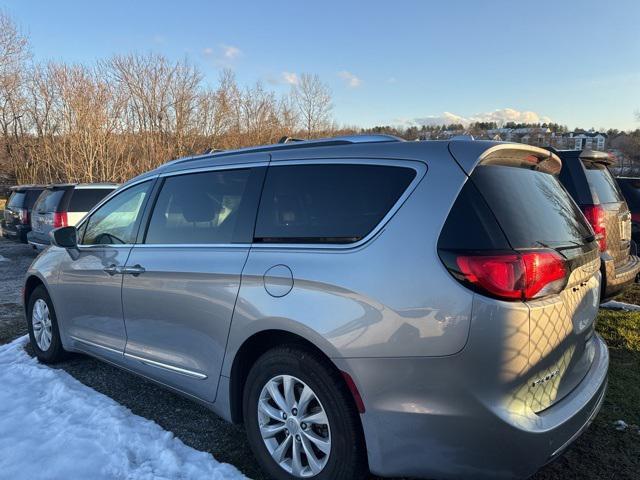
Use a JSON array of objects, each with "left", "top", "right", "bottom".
[
  {"left": 583, "top": 163, "right": 622, "bottom": 204},
  {"left": 24, "top": 190, "right": 43, "bottom": 209},
  {"left": 255, "top": 164, "right": 416, "bottom": 243},
  {"left": 618, "top": 178, "right": 640, "bottom": 210},
  {"left": 472, "top": 165, "right": 592, "bottom": 249},
  {"left": 35, "top": 189, "right": 66, "bottom": 213},
  {"left": 7, "top": 192, "right": 25, "bottom": 208},
  {"left": 69, "top": 188, "right": 113, "bottom": 212}
]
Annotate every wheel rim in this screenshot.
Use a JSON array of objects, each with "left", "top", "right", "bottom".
[
  {"left": 32, "top": 298, "right": 52, "bottom": 351},
  {"left": 257, "top": 374, "right": 331, "bottom": 478}
]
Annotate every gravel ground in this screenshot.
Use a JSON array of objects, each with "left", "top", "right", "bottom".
[
  {"left": 0, "top": 236, "right": 635, "bottom": 480},
  {"left": 0, "top": 237, "right": 34, "bottom": 344}
]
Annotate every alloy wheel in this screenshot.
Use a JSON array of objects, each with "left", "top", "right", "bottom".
[
  {"left": 32, "top": 298, "right": 52, "bottom": 351},
  {"left": 257, "top": 374, "right": 331, "bottom": 478}
]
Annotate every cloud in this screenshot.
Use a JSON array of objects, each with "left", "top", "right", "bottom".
[
  {"left": 221, "top": 44, "right": 241, "bottom": 60},
  {"left": 403, "top": 108, "right": 552, "bottom": 127},
  {"left": 152, "top": 34, "right": 166, "bottom": 45},
  {"left": 202, "top": 47, "right": 214, "bottom": 56},
  {"left": 387, "top": 77, "right": 397, "bottom": 84},
  {"left": 282, "top": 71, "right": 299, "bottom": 85},
  {"left": 338, "top": 70, "right": 362, "bottom": 88}
]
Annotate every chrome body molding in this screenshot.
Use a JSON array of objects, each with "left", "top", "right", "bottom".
[{"left": 123, "top": 352, "right": 208, "bottom": 380}]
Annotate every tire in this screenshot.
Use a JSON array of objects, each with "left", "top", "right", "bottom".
[
  {"left": 243, "top": 345, "right": 367, "bottom": 480},
  {"left": 26, "top": 285, "right": 66, "bottom": 363}
]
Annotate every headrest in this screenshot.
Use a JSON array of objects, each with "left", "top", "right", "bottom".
[{"left": 173, "top": 191, "right": 221, "bottom": 223}]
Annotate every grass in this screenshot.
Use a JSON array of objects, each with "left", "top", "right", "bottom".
[
  {"left": 534, "top": 304, "right": 640, "bottom": 479},
  {"left": 613, "top": 283, "right": 640, "bottom": 306}
]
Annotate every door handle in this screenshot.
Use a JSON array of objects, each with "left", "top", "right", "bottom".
[
  {"left": 103, "top": 264, "right": 120, "bottom": 275},
  {"left": 122, "top": 264, "right": 146, "bottom": 276}
]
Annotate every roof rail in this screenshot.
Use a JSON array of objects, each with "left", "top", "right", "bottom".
[
  {"left": 278, "top": 136, "right": 305, "bottom": 144},
  {"left": 162, "top": 134, "right": 403, "bottom": 169}
]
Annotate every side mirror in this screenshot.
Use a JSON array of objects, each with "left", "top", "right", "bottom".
[{"left": 50, "top": 226, "right": 78, "bottom": 249}]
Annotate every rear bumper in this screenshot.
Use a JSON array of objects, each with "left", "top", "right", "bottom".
[
  {"left": 337, "top": 334, "right": 609, "bottom": 479},
  {"left": 1, "top": 223, "right": 29, "bottom": 242},
  {"left": 26, "top": 231, "right": 50, "bottom": 250},
  {"left": 602, "top": 254, "right": 640, "bottom": 300}
]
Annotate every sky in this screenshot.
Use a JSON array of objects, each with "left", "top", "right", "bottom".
[{"left": 2, "top": 0, "right": 639, "bottom": 130}]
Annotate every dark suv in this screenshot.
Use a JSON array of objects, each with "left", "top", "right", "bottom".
[
  {"left": 616, "top": 176, "right": 640, "bottom": 244},
  {"left": 2, "top": 185, "right": 45, "bottom": 243},
  {"left": 552, "top": 148, "right": 640, "bottom": 300},
  {"left": 27, "top": 183, "right": 117, "bottom": 249}
]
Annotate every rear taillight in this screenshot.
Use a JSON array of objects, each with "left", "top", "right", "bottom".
[
  {"left": 53, "top": 211, "right": 68, "bottom": 228},
  {"left": 449, "top": 250, "right": 567, "bottom": 301},
  {"left": 581, "top": 205, "right": 606, "bottom": 252},
  {"left": 18, "top": 208, "right": 29, "bottom": 225}
]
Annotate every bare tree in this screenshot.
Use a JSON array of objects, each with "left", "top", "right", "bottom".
[
  {"left": 0, "top": 11, "right": 30, "bottom": 179},
  {"left": 291, "top": 73, "right": 333, "bottom": 138},
  {"left": 0, "top": 12, "right": 338, "bottom": 185}
]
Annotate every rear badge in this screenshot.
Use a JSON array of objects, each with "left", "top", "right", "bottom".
[
  {"left": 581, "top": 261, "right": 599, "bottom": 275},
  {"left": 531, "top": 369, "right": 560, "bottom": 388}
]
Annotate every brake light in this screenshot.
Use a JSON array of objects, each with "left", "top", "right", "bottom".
[
  {"left": 18, "top": 208, "right": 29, "bottom": 225},
  {"left": 581, "top": 205, "right": 606, "bottom": 252},
  {"left": 453, "top": 250, "right": 567, "bottom": 301},
  {"left": 53, "top": 211, "right": 68, "bottom": 228}
]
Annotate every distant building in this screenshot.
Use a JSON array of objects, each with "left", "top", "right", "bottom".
[
  {"left": 567, "top": 132, "right": 607, "bottom": 151},
  {"left": 484, "top": 128, "right": 607, "bottom": 151}
]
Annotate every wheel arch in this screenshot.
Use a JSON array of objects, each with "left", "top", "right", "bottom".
[
  {"left": 23, "top": 274, "right": 46, "bottom": 309},
  {"left": 228, "top": 329, "right": 365, "bottom": 428}
]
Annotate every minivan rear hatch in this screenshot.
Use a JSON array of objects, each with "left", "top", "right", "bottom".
[
  {"left": 448, "top": 143, "right": 601, "bottom": 412},
  {"left": 581, "top": 153, "right": 631, "bottom": 268}
]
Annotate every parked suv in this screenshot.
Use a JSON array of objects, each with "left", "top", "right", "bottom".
[
  {"left": 27, "top": 183, "right": 117, "bottom": 249},
  {"left": 616, "top": 176, "right": 640, "bottom": 244},
  {"left": 551, "top": 149, "right": 640, "bottom": 300},
  {"left": 24, "top": 137, "right": 608, "bottom": 480},
  {"left": 1, "top": 185, "right": 45, "bottom": 242}
]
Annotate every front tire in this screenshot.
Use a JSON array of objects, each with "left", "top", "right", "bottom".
[
  {"left": 243, "top": 346, "right": 367, "bottom": 480},
  {"left": 26, "top": 285, "right": 66, "bottom": 363}
]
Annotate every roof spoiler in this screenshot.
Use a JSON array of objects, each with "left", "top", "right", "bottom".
[
  {"left": 579, "top": 149, "right": 614, "bottom": 165},
  {"left": 449, "top": 141, "right": 562, "bottom": 176}
]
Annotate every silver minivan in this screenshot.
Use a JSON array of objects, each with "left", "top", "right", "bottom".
[{"left": 24, "top": 136, "right": 609, "bottom": 480}]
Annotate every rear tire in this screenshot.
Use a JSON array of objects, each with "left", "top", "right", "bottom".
[
  {"left": 26, "top": 285, "right": 66, "bottom": 363},
  {"left": 243, "top": 345, "right": 367, "bottom": 480}
]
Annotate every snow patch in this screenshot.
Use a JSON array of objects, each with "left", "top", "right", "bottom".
[
  {"left": 600, "top": 300, "right": 640, "bottom": 312},
  {"left": 614, "top": 420, "right": 629, "bottom": 431},
  {"left": 0, "top": 336, "right": 247, "bottom": 480},
  {"left": 0, "top": 254, "right": 8, "bottom": 262}
]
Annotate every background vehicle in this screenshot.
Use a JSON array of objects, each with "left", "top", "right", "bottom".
[
  {"left": 551, "top": 148, "right": 640, "bottom": 301},
  {"left": 1, "top": 185, "right": 45, "bottom": 243},
  {"left": 25, "top": 137, "right": 608, "bottom": 480},
  {"left": 27, "top": 183, "right": 117, "bottom": 249},
  {"left": 616, "top": 176, "right": 640, "bottom": 244}
]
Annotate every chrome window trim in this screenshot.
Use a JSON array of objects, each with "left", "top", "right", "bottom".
[
  {"left": 123, "top": 352, "right": 208, "bottom": 380},
  {"left": 251, "top": 157, "right": 427, "bottom": 251},
  {"left": 133, "top": 243, "right": 251, "bottom": 249},
  {"left": 76, "top": 243, "right": 135, "bottom": 251}
]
